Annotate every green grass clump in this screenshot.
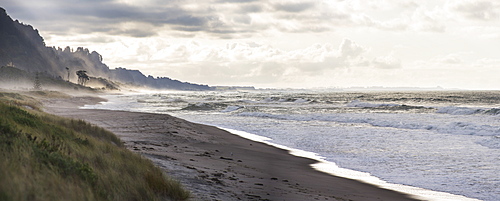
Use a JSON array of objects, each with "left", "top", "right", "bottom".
[{"left": 0, "top": 101, "right": 190, "bottom": 201}]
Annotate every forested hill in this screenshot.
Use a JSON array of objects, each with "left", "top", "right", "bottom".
[{"left": 0, "top": 7, "right": 212, "bottom": 91}]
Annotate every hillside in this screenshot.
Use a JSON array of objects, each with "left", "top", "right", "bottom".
[
  {"left": 0, "top": 7, "right": 212, "bottom": 91},
  {"left": 0, "top": 66, "right": 102, "bottom": 91},
  {"left": 0, "top": 92, "right": 190, "bottom": 201}
]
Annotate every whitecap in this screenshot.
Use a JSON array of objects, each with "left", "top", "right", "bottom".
[{"left": 221, "top": 105, "right": 244, "bottom": 113}]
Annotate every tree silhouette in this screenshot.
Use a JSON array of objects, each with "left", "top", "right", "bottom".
[
  {"left": 65, "top": 67, "right": 70, "bottom": 81},
  {"left": 76, "top": 70, "right": 89, "bottom": 86}
]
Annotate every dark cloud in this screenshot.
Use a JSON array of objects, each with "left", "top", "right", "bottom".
[
  {"left": 232, "top": 14, "right": 252, "bottom": 24},
  {"left": 273, "top": 2, "right": 316, "bottom": 13},
  {"left": 61, "top": 3, "right": 191, "bottom": 26},
  {"left": 111, "top": 28, "right": 158, "bottom": 38},
  {"left": 170, "top": 26, "right": 206, "bottom": 32},
  {"left": 3, "top": 0, "right": 218, "bottom": 37},
  {"left": 1, "top": 0, "right": 346, "bottom": 38},
  {"left": 164, "top": 15, "right": 208, "bottom": 26},
  {"left": 238, "top": 4, "right": 264, "bottom": 13}
]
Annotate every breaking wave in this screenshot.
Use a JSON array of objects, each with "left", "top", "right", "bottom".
[{"left": 237, "top": 112, "right": 500, "bottom": 137}]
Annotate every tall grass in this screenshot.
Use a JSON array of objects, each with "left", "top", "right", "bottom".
[
  {"left": 0, "top": 98, "right": 190, "bottom": 201},
  {"left": 0, "top": 92, "right": 42, "bottom": 110}
]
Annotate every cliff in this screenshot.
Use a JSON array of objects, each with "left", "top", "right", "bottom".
[{"left": 0, "top": 7, "right": 212, "bottom": 91}]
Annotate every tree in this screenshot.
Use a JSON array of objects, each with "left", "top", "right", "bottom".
[
  {"left": 65, "top": 67, "right": 70, "bottom": 81},
  {"left": 76, "top": 70, "right": 89, "bottom": 86}
]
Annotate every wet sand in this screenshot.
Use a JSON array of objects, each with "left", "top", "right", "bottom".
[{"left": 43, "top": 96, "right": 420, "bottom": 201}]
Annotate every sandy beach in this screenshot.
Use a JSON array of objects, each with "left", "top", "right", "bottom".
[{"left": 42, "top": 96, "right": 420, "bottom": 201}]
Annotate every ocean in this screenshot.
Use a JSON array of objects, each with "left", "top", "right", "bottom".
[{"left": 82, "top": 90, "right": 500, "bottom": 201}]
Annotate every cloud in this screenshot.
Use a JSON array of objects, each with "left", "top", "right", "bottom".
[
  {"left": 3, "top": 0, "right": 219, "bottom": 36},
  {"left": 273, "top": 1, "right": 316, "bottom": 13},
  {"left": 3, "top": 0, "right": 355, "bottom": 39},
  {"left": 372, "top": 54, "right": 402, "bottom": 69},
  {"left": 5, "top": 0, "right": 456, "bottom": 40},
  {"left": 437, "top": 55, "right": 463, "bottom": 64},
  {"left": 216, "top": 0, "right": 259, "bottom": 3},
  {"left": 105, "top": 38, "right": 399, "bottom": 87},
  {"left": 5, "top": 0, "right": 500, "bottom": 89},
  {"left": 352, "top": 14, "right": 407, "bottom": 31},
  {"left": 459, "top": 26, "right": 500, "bottom": 39},
  {"left": 238, "top": 4, "right": 264, "bottom": 13},
  {"left": 339, "top": 39, "right": 366, "bottom": 58},
  {"left": 352, "top": 3, "right": 449, "bottom": 33},
  {"left": 449, "top": 0, "right": 500, "bottom": 21},
  {"left": 72, "top": 35, "right": 117, "bottom": 44},
  {"left": 410, "top": 7, "right": 447, "bottom": 32},
  {"left": 164, "top": 15, "right": 209, "bottom": 27}
]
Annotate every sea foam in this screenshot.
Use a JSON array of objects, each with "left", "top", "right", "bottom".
[{"left": 220, "top": 127, "right": 480, "bottom": 201}]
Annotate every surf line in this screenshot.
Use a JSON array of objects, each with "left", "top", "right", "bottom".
[{"left": 218, "top": 127, "right": 480, "bottom": 201}]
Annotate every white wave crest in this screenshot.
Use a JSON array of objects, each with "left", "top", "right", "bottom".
[
  {"left": 347, "top": 100, "right": 399, "bottom": 108},
  {"left": 436, "top": 106, "right": 482, "bottom": 115},
  {"left": 221, "top": 105, "right": 244, "bottom": 113},
  {"left": 237, "top": 112, "right": 500, "bottom": 137}
]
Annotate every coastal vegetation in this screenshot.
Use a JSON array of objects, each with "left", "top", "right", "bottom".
[{"left": 0, "top": 92, "right": 190, "bottom": 201}]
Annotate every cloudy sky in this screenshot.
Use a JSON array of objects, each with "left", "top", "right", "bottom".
[{"left": 3, "top": 0, "right": 500, "bottom": 89}]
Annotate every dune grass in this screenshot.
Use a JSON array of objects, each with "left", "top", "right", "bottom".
[
  {"left": 0, "top": 91, "right": 42, "bottom": 110},
  {"left": 0, "top": 93, "right": 190, "bottom": 201}
]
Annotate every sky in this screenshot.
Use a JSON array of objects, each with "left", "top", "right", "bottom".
[{"left": 2, "top": 0, "right": 500, "bottom": 89}]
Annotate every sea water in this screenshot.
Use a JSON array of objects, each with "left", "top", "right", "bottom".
[{"left": 82, "top": 90, "right": 500, "bottom": 201}]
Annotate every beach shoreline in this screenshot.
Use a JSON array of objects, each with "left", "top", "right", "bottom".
[{"left": 42, "top": 96, "right": 420, "bottom": 201}]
